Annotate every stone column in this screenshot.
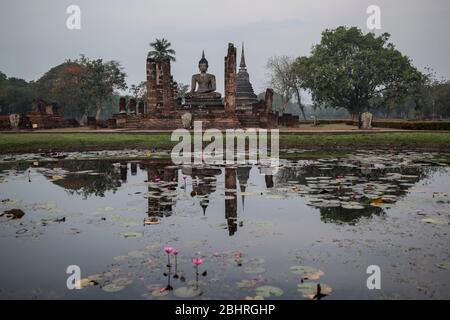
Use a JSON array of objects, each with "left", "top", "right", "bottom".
[
  {"left": 224, "top": 43, "right": 237, "bottom": 114},
  {"left": 138, "top": 101, "right": 145, "bottom": 115},
  {"left": 129, "top": 98, "right": 137, "bottom": 114},
  {"left": 119, "top": 97, "right": 127, "bottom": 113}
]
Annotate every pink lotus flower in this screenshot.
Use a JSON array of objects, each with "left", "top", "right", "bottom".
[
  {"left": 164, "top": 247, "right": 174, "bottom": 254},
  {"left": 192, "top": 258, "right": 204, "bottom": 266},
  {"left": 172, "top": 249, "right": 179, "bottom": 255},
  {"left": 155, "top": 177, "right": 161, "bottom": 182}
]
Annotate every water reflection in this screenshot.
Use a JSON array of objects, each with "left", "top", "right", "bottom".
[{"left": 0, "top": 154, "right": 445, "bottom": 230}]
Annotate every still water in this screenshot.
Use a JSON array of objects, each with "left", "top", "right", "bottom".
[{"left": 0, "top": 151, "right": 449, "bottom": 299}]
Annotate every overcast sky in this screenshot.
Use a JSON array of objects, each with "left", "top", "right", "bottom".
[{"left": 1, "top": 0, "right": 449, "bottom": 96}]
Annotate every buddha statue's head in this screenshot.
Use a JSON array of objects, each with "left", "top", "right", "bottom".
[{"left": 198, "top": 50, "right": 208, "bottom": 73}]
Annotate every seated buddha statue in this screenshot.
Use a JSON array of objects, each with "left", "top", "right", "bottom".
[{"left": 185, "top": 51, "right": 222, "bottom": 106}]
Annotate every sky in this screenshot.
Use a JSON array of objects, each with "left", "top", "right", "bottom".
[{"left": 1, "top": 0, "right": 450, "bottom": 96}]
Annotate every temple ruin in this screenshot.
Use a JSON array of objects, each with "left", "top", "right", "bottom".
[{"left": 110, "top": 43, "right": 278, "bottom": 130}]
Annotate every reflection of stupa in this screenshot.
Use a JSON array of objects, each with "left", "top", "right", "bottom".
[{"left": 237, "top": 166, "right": 251, "bottom": 209}]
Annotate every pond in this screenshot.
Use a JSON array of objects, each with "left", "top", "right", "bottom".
[{"left": 0, "top": 150, "right": 449, "bottom": 299}]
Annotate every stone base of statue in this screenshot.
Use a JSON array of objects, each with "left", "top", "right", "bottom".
[{"left": 185, "top": 94, "right": 223, "bottom": 108}]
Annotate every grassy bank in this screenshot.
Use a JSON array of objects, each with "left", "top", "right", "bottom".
[{"left": 1, "top": 132, "right": 450, "bottom": 154}]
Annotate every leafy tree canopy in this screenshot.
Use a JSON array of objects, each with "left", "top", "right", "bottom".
[{"left": 295, "top": 26, "right": 425, "bottom": 117}]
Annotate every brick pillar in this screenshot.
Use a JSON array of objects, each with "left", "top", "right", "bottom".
[
  {"left": 146, "top": 59, "right": 158, "bottom": 113},
  {"left": 161, "top": 58, "right": 173, "bottom": 111},
  {"left": 224, "top": 43, "right": 237, "bottom": 114}
]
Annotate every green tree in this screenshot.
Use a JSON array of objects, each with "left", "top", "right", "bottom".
[
  {"left": 0, "top": 71, "right": 33, "bottom": 115},
  {"left": 148, "top": 38, "right": 176, "bottom": 62},
  {"left": 295, "top": 26, "right": 424, "bottom": 124},
  {"left": 35, "top": 56, "right": 127, "bottom": 123},
  {"left": 77, "top": 55, "right": 127, "bottom": 122}
]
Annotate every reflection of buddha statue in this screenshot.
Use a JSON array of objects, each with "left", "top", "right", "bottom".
[{"left": 185, "top": 51, "right": 222, "bottom": 106}]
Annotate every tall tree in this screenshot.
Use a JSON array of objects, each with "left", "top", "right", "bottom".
[
  {"left": 148, "top": 38, "right": 176, "bottom": 62},
  {"left": 77, "top": 55, "right": 127, "bottom": 122},
  {"left": 267, "top": 56, "right": 307, "bottom": 120},
  {"left": 296, "top": 26, "right": 424, "bottom": 123}
]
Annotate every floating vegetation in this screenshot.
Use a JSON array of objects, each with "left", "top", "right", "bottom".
[
  {"left": 297, "top": 282, "right": 333, "bottom": 299},
  {"left": 289, "top": 266, "right": 324, "bottom": 280},
  {"left": 102, "top": 283, "right": 125, "bottom": 293},
  {"left": 436, "top": 261, "right": 450, "bottom": 270},
  {"left": 255, "top": 285, "right": 284, "bottom": 298},
  {"left": 119, "top": 231, "right": 143, "bottom": 238},
  {"left": 174, "top": 286, "right": 202, "bottom": 298}
]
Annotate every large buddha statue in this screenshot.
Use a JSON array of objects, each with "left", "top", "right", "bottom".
[{"left": 185, "top": 51, "right": 222, "bottom": 106}]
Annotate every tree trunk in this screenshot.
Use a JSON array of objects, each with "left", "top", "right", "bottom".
[
  {"left": 294, "top": 88, "right": 307, "bottom": 121},
  {"left": 95, "top": 102, "right": 102, "bottom": 121}
]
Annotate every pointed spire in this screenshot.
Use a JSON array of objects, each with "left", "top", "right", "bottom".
[
  {"left": 199, "top": 50, "right": 208, "bottom": 65},
  {"left": 240, "top": 42, "right": 246, "bottom": 69}
]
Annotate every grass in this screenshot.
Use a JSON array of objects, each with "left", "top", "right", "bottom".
[{"left": 1, "top": 132, "right": 450, "bottom": 154}]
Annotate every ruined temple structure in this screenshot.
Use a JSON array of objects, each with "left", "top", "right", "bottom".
[
  {"left": 236, "top": 44, "right": 258, "bottom": 111},
  {"left": 110, "top": 43, "right": 278, "bottom": 130},
  {"left": 0, "top": 99, "right": 78, "bottom": 130}
]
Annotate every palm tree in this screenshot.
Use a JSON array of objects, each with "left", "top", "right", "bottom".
[{"left": 148, "top": 38, "right": 176, "bottom": 62}]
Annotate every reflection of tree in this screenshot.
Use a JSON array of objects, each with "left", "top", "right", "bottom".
[
  {"left": 319, "top": 206, "right": 384, "bottom": 225},
  {"left": 274, "top": 160, "right": 442, "bottom": 224},
  {"left": 50, "top": 160, "right": 122, "bottom": 198}
]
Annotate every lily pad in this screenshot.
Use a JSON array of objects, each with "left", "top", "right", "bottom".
[
  {"left": 245, "top": 295, "right": 265, "bottom": 300},
  {"left": 112, "top": 277, "right": 133, "bottom": 286},
  {"left": 174, "top": 286, "right": 202, "bottom": 298},
  {"left": 436, "top": 261, "right": 450, "bottom": 270},
  {"left": 102, "top": 283, "right": 125, "bottom": 293},
  {"left": 422, "top": 218, "right": 450, "bottom": 225},
  {"left": 237, "top": 279, "right": 259, "bottom": 288},
  {"left": 120, "top": 231, "right": 143, "bottom": 238},
  {"left": 151, "top": 288, "right": 169, "bottom": 297},
  {"left": 297, "top": 282, "right": 333, "bottom": 299},
  {"left": 79, "top": 278, "right": 97, "bottom": 288},
  {"left": 289, "top": 265, "right": 324, "bottom": 280},
  {"left": 255, "top": 285, "right": 283, "bottom": 298},
  {"left": 341, "top": 202, "right": 365, "bottom": 210}
]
